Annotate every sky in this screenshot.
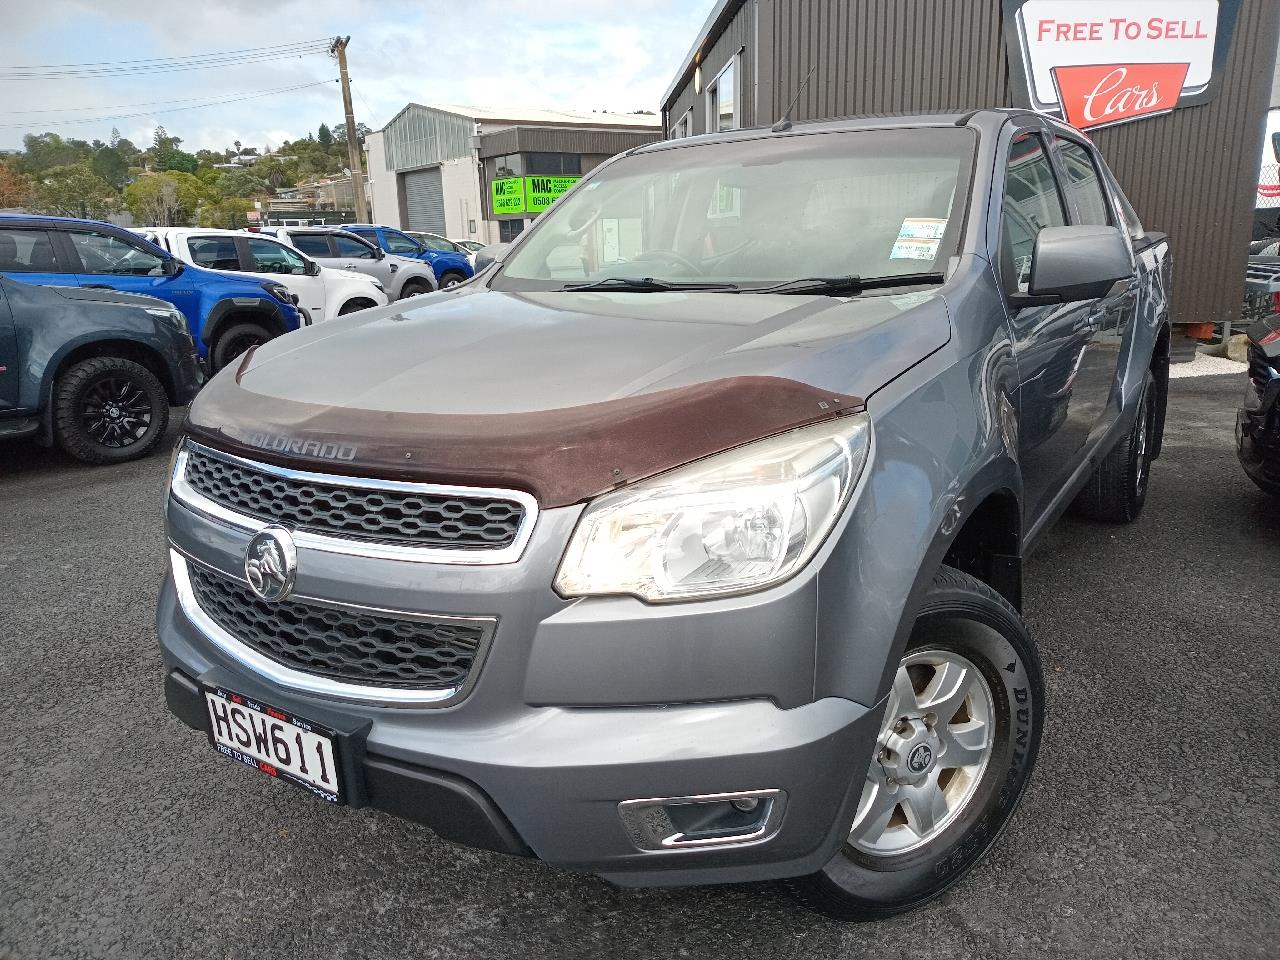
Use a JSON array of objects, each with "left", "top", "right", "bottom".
[{"left": 0, "top": 0, "right": 712, "bottom": 152}]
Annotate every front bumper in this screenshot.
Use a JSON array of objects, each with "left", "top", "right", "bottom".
[{"left": 158, "top": 570, "right": 878, "bottom": 885}]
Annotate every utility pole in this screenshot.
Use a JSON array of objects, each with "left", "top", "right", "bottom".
[{"left": 330, "top": 36, "right": 369, "bottom": 222}]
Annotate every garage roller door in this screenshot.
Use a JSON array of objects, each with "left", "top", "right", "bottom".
[{"left": 404, "top": 167, "right": 446, "bottom": 234}]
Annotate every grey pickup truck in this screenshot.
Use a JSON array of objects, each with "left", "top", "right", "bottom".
[{"left": 157, "top": 109, "right": 1171, "bottom": 919}]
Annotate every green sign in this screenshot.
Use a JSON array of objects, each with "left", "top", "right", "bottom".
[
  {"left": 525, "top": 175, "right": 581, "bottom": 213},
  {"left": 491, "top": 177, "right": 526, "bottom": 215},
  {"left": 489, "top": 175, "right": 581, "bottom": 215}
]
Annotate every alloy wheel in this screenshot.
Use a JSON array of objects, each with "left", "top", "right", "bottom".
[
  {"left": 81, "top": 375, "right": 154, "bottom": 449},
  {"left": 849, "top": 649, "right": 995, "bottom": 856}
]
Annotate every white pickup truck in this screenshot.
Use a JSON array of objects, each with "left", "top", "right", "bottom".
[{"left": 141, "top": 228, "right": 388, "bottom": 325}]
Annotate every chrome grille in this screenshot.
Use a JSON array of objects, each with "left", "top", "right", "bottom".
[
  {"left": 187, "top": 563, "right": 488, "bottom": 689},
  {"left": 182, "top": 445, "right": 526, "bottom": 550}
]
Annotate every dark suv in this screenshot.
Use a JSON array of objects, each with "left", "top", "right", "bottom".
[
  {"left": 0, "top": 275, "right": 202, "bottom": 463},
  {"left": 157, "top": 110, "right": 1170, "bottom": 918},
  {"left": 0, "top": 215, "right": 303, "bottom": 371}
]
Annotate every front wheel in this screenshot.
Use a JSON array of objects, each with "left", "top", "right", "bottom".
[
  {"left": 210, "top": 322, "right": 272, "bottom": 373},
  {"left": 53, "top": 357, "right": 170, "bottom": 464},
  {"left": 789, "top": 567, "right": 1044, "bottom": 921},
  {"left": 399, "top": 279, "right": 434, "bottom": 299},
  {"left": 439, "top": 271, "right": 467, "bottom": 289}
]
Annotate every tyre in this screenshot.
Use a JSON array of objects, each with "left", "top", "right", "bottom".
[
  {"left": 439, "top": 271, "right": 467, "bottom": 289},
  {"left": 1072, "top": 370, "right": 1159, "bottom": 522},
  {"left": 399, "top": 279, "right": 433, "bottom": 299},
  {"left": 53, "top": 357, "right": 170, "bottom": 465},
  {"left": 338, "top": 298, "right": 377, "bottom": 316},
  {"left": 211, "top": 322, "right": 272, "bottom": 372},
  {"left": 789, "top": 567, "right": 1045, "bottom": 921}
]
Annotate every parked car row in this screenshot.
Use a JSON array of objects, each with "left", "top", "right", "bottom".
[{"left": 0, "top": 213, "right": 481, "bottom": 465}]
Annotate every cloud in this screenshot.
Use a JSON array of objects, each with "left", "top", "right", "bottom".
[{"left": 0, "top": 0, "right": 710, "bottom": 150}]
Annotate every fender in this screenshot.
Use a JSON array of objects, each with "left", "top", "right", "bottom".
[
  {"left": 34, "top": 331, "right": 174, "bottom": 445},
  {"left": 200, "top": 297, "right": 288, "bottom": 349}
]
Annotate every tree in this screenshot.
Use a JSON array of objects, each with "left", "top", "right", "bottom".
[
  {"left": 156, "top": 148, "right": 198, "bottom": 174},
  {"left": 27, "top": 163, "right": 117, "bottom": 219},
  {"left": 153, "top": 125, "right": 181, "bottom": 151},
  {"left": 233, "top": 139, "right": 242, "bottom": 155},
  {"left": 0, "top": 163, "right": 30, "bottom": 209},
  {"left": 317, "top": 123, "right": 333, "bottom": 149},
  {"left": 124, "top": 171, "right": 213, "bottom": 226},
  {"left": 109, "top": 126, "right": 122, "bottom": 149},
  {"left": 253, "top": 155, "right": 298, "bottom": 189},
  {"left": 214, "top": 168, "right": 268, "bottom": 199},
  {"left": 198, "top": 197, "right": 254, "bottom": 228},
  {"left": 331, "top": 121, "right": 372, "bottom": 147},
  {"left": 91, "top": 147, "right": 128, "bottom": 189},
  {"left": 20, "top": 133, "right": 89, "bottom": 175}
]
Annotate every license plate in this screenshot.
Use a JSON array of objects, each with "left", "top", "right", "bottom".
[{"left": 203, "top": 687, "right": 342, "bottom": 802}]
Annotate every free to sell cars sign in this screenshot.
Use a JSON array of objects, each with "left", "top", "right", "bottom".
[{"left": 1002, "top": 0, "right": 1242, "bottom": 130}]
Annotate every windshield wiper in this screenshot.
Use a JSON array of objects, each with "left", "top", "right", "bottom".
[
  {"left": 744, "top": 272, "right": 945, "bottom": 296},
  {"left": 560, "top": 277, "right": 739, "bottom": 293}
]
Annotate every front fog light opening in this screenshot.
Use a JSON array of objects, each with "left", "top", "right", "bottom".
[{"left": 618, "top": 789, "right": 787, "bottom": 851}]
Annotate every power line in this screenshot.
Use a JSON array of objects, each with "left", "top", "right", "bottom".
[
  {"left": 5, "top": 39, "right": 333, "bottom": 71},
  {"left": 0, "top": 40, "right": 333, "bottom": 80},
  {"left": 0, "top": 83, "right": 331, "bottom": 116},
  {"left": 0, "top": 79, "right": 337, "bottom": 129}
]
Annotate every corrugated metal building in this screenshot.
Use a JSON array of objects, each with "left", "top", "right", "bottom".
[
  {"left": 661, "top": 0, "right": 1280, "bottom": 334},
  {"left": 366, "top": 105, "right": 661, "bottom": 245}
]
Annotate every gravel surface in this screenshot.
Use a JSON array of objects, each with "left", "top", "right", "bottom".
[{"left": 1, "top": 367, "right": 1276, "bottom": 960}]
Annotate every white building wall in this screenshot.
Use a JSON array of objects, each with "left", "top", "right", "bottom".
[
  {"left": 438, "top": 156, "right": 496, "bottom": 244},
  {"left": 365, "top": 130, "right": 403, "bottom": 228}
]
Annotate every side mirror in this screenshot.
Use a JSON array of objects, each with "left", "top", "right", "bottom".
[
  {"left": 163, "top": 257, "right": 183, "bottom": 277},
  {"left": 1026, "top": 225, "right": 1133, "bottom": 303},
  {"left": 474, "top": 242, "right": 512, "bottom": 273},
  {"left": 305, "top": 259, "right": 321, "bottom": 277},
  {"left": 373, "top": 247, "right": 385, "bottom": 260}
]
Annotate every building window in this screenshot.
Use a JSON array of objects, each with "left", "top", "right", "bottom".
[
  {"left": 707, "top": 55, "right": 738, "bottom": 133},
  {"left": 499, "top": 219, "right": 525, "bottom": 243},
  {"left": 673, "top": 109, "right": 692, "bottom": 139},
  {"left": 526, "top": 152, "right": 582, "bottom": 175},
  {"left": 491, "top": 153, "right": 524, "bottom": 178}
]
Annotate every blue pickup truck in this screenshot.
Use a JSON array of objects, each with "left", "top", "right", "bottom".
[
  {"left": 344, "top": 224, "right": 474, "bottom": 288},
  {"left": 0, "top": 215, "right": 303, "bottom": 371}
]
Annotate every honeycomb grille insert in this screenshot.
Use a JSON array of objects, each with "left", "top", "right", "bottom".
[
  {"left": 183, "top": 448, "right": 525, "bottom": 550},
  {"left": 188, "top": 564, "right": 487, "bottom": 689}
]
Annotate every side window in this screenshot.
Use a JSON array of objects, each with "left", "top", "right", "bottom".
[
  {"left": 187, "top": 236, "right": 241, "bottom": 271},
  {"left": 0, "top": 228, "right": 64, "bottom": 273},
  {"left": 707, "top": 56, "right": 738, "bottom": 132},
  {"left": 70, "top": 231, "right": 166, "bottom": 276},
  {"left": 290, "top": 234, "right": 333, "bottom": 258},
  {"left": 246, "top": 237, "right": 308, "bottom": 275},
  {"left": 333, "top": 235, "right": 376, "bottom": 259},
  {"left": 416, "top": 235, "right": 455, "bottom": 252},
  {"left": 384, "top": 231, "right": 421, "bottom": 255},
  {"left": 1000, "top": 134, "right": 1068, "bottom": 296},
  {"left": 1057, "top": 141, "right": 1113, "bottom": 227}
]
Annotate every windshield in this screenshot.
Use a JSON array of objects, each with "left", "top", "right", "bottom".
[{"left": 493, "top": 127, "right": 974, "bottom": 292}]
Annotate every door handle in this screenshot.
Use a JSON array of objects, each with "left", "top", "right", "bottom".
[{"left": 83, "top": 283, "right": 114, "bottom": 289}]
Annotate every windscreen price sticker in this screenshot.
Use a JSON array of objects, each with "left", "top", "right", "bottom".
[
  {"left": 890, "top": 238, "right": 941, "bottom": 261},
  {"left": 898, "top": 218, "right": 948, "bottom": 240}
]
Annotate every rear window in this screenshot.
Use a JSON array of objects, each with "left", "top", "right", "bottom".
[
  {"left": 188, "top": 236, "right": 241, "bottom": 271},
  {"left": 291, "top": 234, "right": 332, "bottom": 257},
  {"left": 0, "top": 228, "right": 63, "bottom": 273}
]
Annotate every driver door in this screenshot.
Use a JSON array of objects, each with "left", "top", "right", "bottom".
[{"left": 235, "top": 235, "right": 326, "bottom": 324}]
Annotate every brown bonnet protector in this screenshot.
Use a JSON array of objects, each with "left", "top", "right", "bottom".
[{"left": 184, "top": 368, "right": 865, "bottom": 509}]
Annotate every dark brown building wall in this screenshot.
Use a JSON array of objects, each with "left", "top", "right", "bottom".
[{"left": 666, "top": 0, "right": 1280, "bottom": 328}]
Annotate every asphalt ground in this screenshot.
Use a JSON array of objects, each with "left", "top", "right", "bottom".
[{"left": 0, "top": 366, "right": 1276, "bottom": 960}]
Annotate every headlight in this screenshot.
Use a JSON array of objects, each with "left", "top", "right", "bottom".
[
  {"left": 145, "top": 306, "right": 187, "bottom": 331},
  {"left": 261, "top": 282, "right": 292, "bottom": 305},
  {"left": 554, "top": 413, "right": 871, "bottom": 603},
  {"left": 369, "top": 279, "right": 386, "bottom": 293}
]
